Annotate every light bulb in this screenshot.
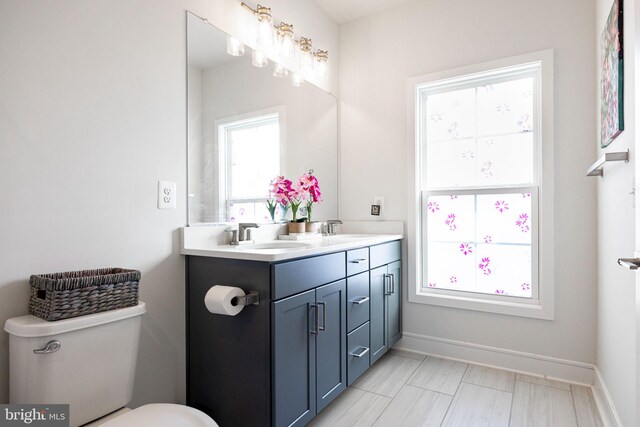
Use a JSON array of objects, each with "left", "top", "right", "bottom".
[
  {"left": 315, "top": 59, "right": 327, "bottom": 80},
  {"left": 314, "top": 50, "right": 328, "bottom": 80},
  {"left": 257, "top": 19, "right": 274, "bottom": 46},
  {"left": 226, "top": 36, "right": 245, "bottom": 57},
  {"left": 273, "top": 63, "right": 288, "bottom": 78},
  {"left": 252, "top": 50, "right": 268, "bottom": 68},
  {"left": 282, "top": 37, "right": 295, "bottom": 59},
  {"left": 279, "top": 34, "right": 295, "bottom": 59},
  {"left": 291, "top": 72, "right": 304, "bottom": 87},
  {"left": 300, "top": 51, "right": 314, "bottom": 79},
  {"left": 298, "top": 37, "right": 314, "bottom": 77}
]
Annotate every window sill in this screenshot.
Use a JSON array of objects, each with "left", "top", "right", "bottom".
[{"left": 408, "top": 289, "right": 554, "bottom": 320}]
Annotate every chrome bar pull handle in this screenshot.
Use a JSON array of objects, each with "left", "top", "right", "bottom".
[
  {"left": 351, "top": 296, "right": 370, "bottom": 305},
  {"left": 310, "top": 304, "right": 319, "bottom": 335},
  {"left": 618, "top": 258, "right": 640, "bottom": 270},
  {"left": 349, "top": 347, "right": 370, "bottom": 358},
  {"left": 391, "top": 274, "right": 395, "bottom": 294},
  {"left": 318, "top": 301, "right": 327, "bottom": 332},
  {"left": 349, "top": 259, "right": 368, "bottom": 264},
  {"left": 383, "top": 274, "right": 391, "bottom": 295},
  {"left": 34, "top": 340, "right": 61, "bottom": 354}
]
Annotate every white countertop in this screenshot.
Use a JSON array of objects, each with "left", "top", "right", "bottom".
[{"left": 181, "top": 233, "right": 403, "bottom": 262}]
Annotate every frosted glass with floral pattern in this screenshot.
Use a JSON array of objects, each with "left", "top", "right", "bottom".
[
  {"left": 424, "top": 76, "right": 535, "bottom": 189},
  {"left": 426, "top": 195, "right": 475, "bottom": 242},
  {"left": 477, "top": 78, "right": 534, "bottom": 136},
  {"left": 424, "top": 192, "right": 532, "bottom": 297}
]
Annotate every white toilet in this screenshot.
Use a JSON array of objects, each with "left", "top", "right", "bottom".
[{"left": 4, "top": 302, "right": 218, "bottom": 427}]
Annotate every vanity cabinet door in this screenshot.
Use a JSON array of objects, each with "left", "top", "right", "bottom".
[
  {"left": 315, "top": 280, "right": 347, "bottom": 412},
  {"left": 387, "top": 261, "right": 402, "bottom": 347},
  {"left": 369, "top": 266, "right": 387, "bottom": 365},
  {"left": 370, "top": 258, "right": 402, "bottom": 366},
  {"left": 272, "top": 290, "right": 316, "bottom": 427}
]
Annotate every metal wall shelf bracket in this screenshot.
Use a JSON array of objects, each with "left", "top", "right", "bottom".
[{"left": 586, "top": 150, "right": 629, "bottom": 177}]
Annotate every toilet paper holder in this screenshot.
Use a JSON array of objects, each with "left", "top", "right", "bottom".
[{"left": 231, "top": 291, "right": 260, "bottom": 306}]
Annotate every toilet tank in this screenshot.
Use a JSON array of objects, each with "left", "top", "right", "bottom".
[{"left": 4, "top": 302, "right": 146, "bottom": 427}]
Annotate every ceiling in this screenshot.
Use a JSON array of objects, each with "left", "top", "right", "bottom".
[{"left": 315, "top": 0, "right": 416, "bottom": 24}]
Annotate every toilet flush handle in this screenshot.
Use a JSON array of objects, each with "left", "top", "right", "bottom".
[{"left": 33, "top": 340, "right": 61, "bottom": 354}]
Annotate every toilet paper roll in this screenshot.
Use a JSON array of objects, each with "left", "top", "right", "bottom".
[{"left": 204, "top": 285, "right": 246, "bottom": 316}]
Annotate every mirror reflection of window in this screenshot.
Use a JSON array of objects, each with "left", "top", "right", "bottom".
[{"left": 218, "top": 112, "right": 282, "bottom": 222}]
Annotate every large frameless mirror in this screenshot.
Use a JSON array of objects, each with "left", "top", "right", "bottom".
[{"left": 186, "top": 11, "right": 338, "bottom": 225}]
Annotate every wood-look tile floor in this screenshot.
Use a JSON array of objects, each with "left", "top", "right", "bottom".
[{"left": 308, "top": 350, "right": 603, "bottom": 427}]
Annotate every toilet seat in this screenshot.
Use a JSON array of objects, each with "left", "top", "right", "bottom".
[{"left": 100, "top": 403, "right": 218, "bottom": 427}]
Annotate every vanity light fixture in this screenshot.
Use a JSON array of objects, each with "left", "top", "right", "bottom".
[
  {"left": 314, "top": 49, "right": 328, "bottom": 79},
  {"left": 252, "top": 49, "right": 269, "bottom": 67},
  {"left": 298, "top": 37, "right": 314, "bottom": 74},
  {"left": 291, "top": 72, "right": 304, "bottom": 87},
  {"left": 240, "top": 1, "right": 328, "bottom": 85},
  {"left": 226, "top": 36, "right": 245, "bottom": 56},
  {"left": 276, "top": 23, "right": 295, "bottom": 59},
  {"left": 273, "top": 63, "right": 288, "bottom": 78},
  {"left": 241, "top": 2, "right": 274, "bottom": 46}
]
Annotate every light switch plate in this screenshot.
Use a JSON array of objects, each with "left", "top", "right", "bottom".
[
  {"left": 158, "top": 181, "right": 176, "bottom": 209},
  {"left": 373, "top": 196, "right": 384, "bottom": 212}
]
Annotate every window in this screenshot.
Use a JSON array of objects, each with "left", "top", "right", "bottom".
[
  {"left": 217, "top": 111, "right": 283, "bottom": 222},
  {"left": 408, "top": 51, "right": 554, "bottom": 319}
]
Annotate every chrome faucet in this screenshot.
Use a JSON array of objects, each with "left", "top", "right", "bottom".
[
  {"left": 238, "top": 223, "right": 259, "bottom": 242},
  {"left": 228, "top": 223, "right": 260, "bottom": 245},
  {"left": 325, "top": 220, "right": 342, "bottom": 235}
]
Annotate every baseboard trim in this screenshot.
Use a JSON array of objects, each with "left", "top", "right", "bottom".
[
  {"left": 592, "top": 365, "right": 623, "bottom": 427},
  {"left": 396, "top": 332, "right": 595, "bottom": 385}
]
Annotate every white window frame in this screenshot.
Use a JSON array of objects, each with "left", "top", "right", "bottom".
[
  {"left": 215, "top": 107, "right": 286, "bottom": 222},
  {"left": 406, "top": 50, "right": 555, "bottom": 320}
]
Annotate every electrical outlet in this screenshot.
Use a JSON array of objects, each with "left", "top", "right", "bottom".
[{"left": 158, "top": 181, "right": 176, "bottom": 209}]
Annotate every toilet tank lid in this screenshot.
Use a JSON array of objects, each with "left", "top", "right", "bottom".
[{"left": 4, "top": 302, "right": 147, "bottom": 338}]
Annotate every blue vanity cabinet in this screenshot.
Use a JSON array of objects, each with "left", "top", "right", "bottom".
[
  {"left": 186, "top": 239, "right": 401, "bottom": 427},
  {"left": 272, "top": 280, "right": 346, "bottom": 427},
  {"left": 369, "top": 241, "right": 402, "bottom": 365},
  {"left": 271, "top": 254, "right": 347, "bottom": 427}
]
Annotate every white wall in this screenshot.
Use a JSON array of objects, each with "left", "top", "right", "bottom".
[
  {"left": 339, "top": 0, "right": 598, "bottom": 370},
  {"left": 0, "top": 0, "right": 338, "bottom": 407},
  {"left": 594, "top": 0, "right": 637, "bottom": 425}
]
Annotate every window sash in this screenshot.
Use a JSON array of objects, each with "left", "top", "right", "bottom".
[
  {"left": 420, "top": 187, "right": 539, "bottom": 303},
  {"left": 418, "top": 67, "right": 541, "bottom": 192}
]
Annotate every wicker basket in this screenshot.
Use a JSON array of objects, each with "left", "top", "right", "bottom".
[{"left": 29, "top": 268, "right": 141, "bottom": 321}]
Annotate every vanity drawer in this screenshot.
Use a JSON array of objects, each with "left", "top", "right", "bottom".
[
  {"left": 346, "top": 248, "right": 369, "bottom": 277},
  {"left": 347, "top": 322, "right": 370, "bottom": 386},
  {"left": 271, "top": 252, "right": 346, "bottom": 300},
  {"left": 347, "top": 272, "right": 369, "bottom": 332},
  {"left": 370, "top": 240, "right": 401, "bottom": 268}
]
